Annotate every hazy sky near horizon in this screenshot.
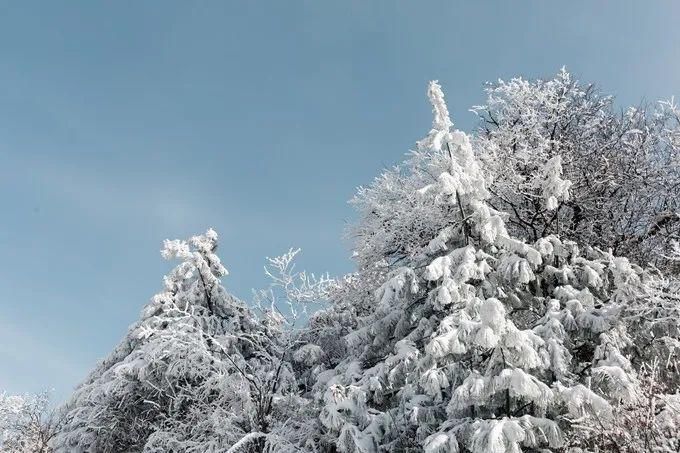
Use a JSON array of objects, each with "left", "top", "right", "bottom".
[{"left": 1, "top": 1, "right": 679, "bottom": 401}]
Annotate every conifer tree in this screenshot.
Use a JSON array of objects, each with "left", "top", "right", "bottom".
[
  {"left": 53, "top": 230, "right": 296, "bottom": 452},
  {"left": 315, "top": 82, "right": 642, "bottom": 453}
]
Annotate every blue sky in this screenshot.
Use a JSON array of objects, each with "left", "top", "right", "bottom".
[{"left": 1, "top": 1, "right": 679, "bottom": 402}]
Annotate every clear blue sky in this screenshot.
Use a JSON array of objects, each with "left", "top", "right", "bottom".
[{"left": 1, "top": 1, "right": 679, "bottom": 402}]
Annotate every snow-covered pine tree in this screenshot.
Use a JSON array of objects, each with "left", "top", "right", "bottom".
[
  {"left": 313, "top": 82, "right": 644, "bottom": 453},
  {"left": 53, "top": 230, "right": 297, "bottom": 453}
]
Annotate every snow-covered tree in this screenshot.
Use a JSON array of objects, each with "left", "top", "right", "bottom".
[
  {"left": 250, "top": 247, "right": 336, "bottom": 452},
  {"left": 473, "top": 68, "right": 680, "bottom": 273},
  {"left": 252, "top": 247, "right": 334, "bottom": 330},
  {"left": 313, "top": 81, "right": 647, "bottom": 453},
  {"left": 564, "top": 361, "right": 680, "bottom": 452},
  {"left": 53, "top": 230, "right": 302, "bottom": 452},
  {"left": 620, "top": 269, "right": 680, "bottom": 391},
  {"left": 1, "top": 391, "right": 61, "bottom": 453}
]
